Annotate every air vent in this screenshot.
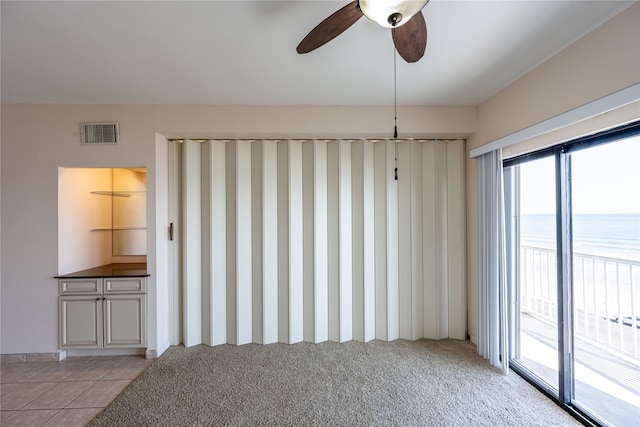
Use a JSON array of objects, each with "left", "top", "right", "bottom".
[{"left": 81, "top": 122, "right": 119, "bottom": 145}]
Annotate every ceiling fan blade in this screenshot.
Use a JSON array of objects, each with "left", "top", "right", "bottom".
[
  {"left": 297, "top": 1, "right": 363, "bottom": 54},
  {"left": 392, "top": 11, "right": 427, "bottom": 63}
]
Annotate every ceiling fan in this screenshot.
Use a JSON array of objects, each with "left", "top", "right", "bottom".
[{"left": 297, "top": 0, "right": 429, "bottom": 63}]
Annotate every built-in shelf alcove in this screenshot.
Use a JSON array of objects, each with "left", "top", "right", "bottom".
[{"left": 58, "top": 167, "right": 147, "bottom": 275}]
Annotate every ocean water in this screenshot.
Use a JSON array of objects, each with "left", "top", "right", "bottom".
[{"left": 520, "top": 213, "right": 640, "bottom": 261}]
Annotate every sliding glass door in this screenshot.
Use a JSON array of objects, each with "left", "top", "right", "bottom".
[
  {"left": 504, "top": 122, "right": 640, "bottom": 426},
  {"left": 505, "top": 156, "right": 559, "bottom": 392},
  {"left": 570, "top": 136, "right": 640, "bottom": 425}
]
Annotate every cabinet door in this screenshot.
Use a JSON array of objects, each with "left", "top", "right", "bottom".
[
  {"left": 59, "top": 296, "right": 102, "bottom": 348},
  {"left": 104, "top": 294, "right": 146, "bottom": 348}
]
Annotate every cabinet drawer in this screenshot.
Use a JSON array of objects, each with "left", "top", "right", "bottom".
[
  {"left": 58, "top": 279, "right": 102, "bottom": 295},
  {"left": 104, "top": 277, "right": 147, "bottom": 294}
]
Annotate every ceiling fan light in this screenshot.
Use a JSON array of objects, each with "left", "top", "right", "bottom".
[{"left": 359, "top": 0, "right": 428, "bottom": 28}]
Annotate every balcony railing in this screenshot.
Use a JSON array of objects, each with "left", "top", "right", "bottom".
[{"left": 520, "top": 245, "right": 640, "bottom": 361}]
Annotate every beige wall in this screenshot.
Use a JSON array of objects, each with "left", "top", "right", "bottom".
[
  {"left": 465, "top": 3, "right": 640, "bottom": 341},
  {"left": 58, "top": 168, "right": 113, "bottom": 275},
  {"left": 0, "top": 104, "right": 474, "bottom": 355}
]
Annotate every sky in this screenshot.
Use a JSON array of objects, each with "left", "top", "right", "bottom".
[{"left": 518, "top": 135, "right": 640, "bottom": 215}]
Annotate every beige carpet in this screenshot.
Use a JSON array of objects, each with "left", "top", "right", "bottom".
[{"left": 88, "top": 339, "right": 579, "bottom": 426}]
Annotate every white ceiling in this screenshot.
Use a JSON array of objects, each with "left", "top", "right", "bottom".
[{"left": 1, "top": 0, "right": 635, "bottom": 106}]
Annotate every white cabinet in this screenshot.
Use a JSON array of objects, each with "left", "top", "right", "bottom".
[{"left": 58, "top": 277, "right": 147, "bottom": 349}]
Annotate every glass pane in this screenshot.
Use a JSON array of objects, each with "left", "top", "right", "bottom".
[
  {"left": 508, "top": 156, "right": 559, "bottom": 392},
  {"left": 570, "top": 136, "right": 640, "bottom": 426}
]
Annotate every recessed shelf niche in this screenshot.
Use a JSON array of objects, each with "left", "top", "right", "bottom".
[{"left": 58, "top": 167, "right": 147, "bottom": 274}]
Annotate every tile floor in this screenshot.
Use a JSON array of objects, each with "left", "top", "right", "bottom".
[{"left": 1, "top": 355, "right": 154, "bottom": 426}]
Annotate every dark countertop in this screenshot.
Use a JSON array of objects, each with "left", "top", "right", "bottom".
[{"left": 55, "top": 263, "right": 149, "bottom": 279}]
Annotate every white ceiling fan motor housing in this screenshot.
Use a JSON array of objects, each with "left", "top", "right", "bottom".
[{"left": 359, "top": 0, "right": 428, "bottom": 28}]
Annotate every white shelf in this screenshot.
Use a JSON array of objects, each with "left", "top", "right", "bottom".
[
  {"left": 91, "top": 227, "right": 146, "bottom": 231},
  {"left": 91, "top": 191, "right": 146, "bottom": 197}
]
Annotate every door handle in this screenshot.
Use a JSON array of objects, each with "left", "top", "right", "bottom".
[{"left": 169, "top": 222, "right": 174, "bottom": 241}]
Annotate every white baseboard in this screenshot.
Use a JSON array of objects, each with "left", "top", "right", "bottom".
[
  {"left": 147, "top": 341, "right": 171, "bottom": 359},
  {"left": 66, "top": 348, "right": 146, "bottom": 357}
]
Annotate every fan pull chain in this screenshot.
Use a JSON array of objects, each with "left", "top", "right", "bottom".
[{"left": 393, "top": 46, "right": 398, "bottom": 181}]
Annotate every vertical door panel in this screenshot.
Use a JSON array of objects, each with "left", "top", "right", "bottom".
[
  {"left": 59, "top": 297, "right": 102, "bottom": 348},
  {"left": 104, "top": 295, "right": 146, "bottom": 348}
]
